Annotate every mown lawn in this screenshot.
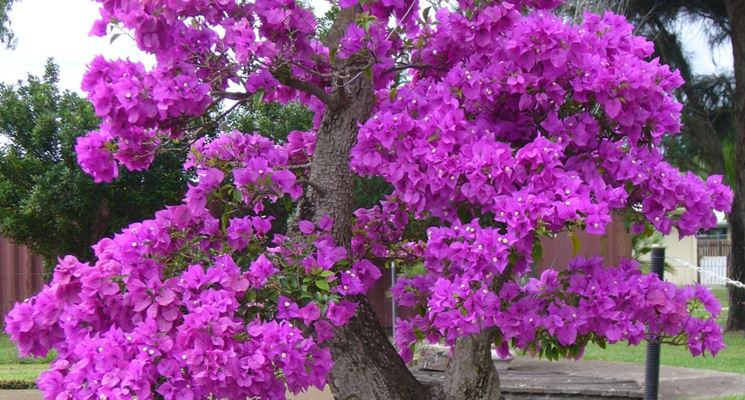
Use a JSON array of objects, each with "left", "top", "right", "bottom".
[
  {"left": 583, "top": 287, "right": 745, "bottom": 374},
  {"left": 582, "top": 330, "right": 745, "bottom": 374},
  {"left": 0, "top": 335, "right": 53, "bottom": 384}
]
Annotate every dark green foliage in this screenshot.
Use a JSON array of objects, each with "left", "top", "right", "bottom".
[
  {"left": 0, "top": 0, "right": 15, "bottom": 48},
  {"left": 0, "top": 379, "right": 36, "bottom": 389},
  {"left": 223, "top": 101, "right": 314, "bottom": 143},
  {"left": 618, "top": 1, "right": 734, "bottom": 181},
  {"left": 0, "top": 60, "right": 187, "bottom": 270}
]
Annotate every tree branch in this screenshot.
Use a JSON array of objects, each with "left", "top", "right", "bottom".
[
  {"left": 213, "top": 91, "right": 253, "bottom": 101},
  {"left": 272, "top": 68, "right": 333, "bottom": 105},
  {"left": 382, "top": 63, "right": 445, "bottom": 76}
]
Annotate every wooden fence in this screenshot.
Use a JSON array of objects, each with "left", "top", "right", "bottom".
[
  {"left": 698, "top": 238, "right": 731, "bottom": 258},
  {"left": 0, "top": 236, "right": 45, "bottom": 328}
]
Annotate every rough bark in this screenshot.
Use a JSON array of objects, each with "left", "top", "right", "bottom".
[
  {"left": 294, "top": 7, "right": 432, "bottom": 399},
  {"left": 293, "top": 5, "right": 504, "bottom": 398},
  {"left": 442, "top": 329, "right": 501, "bottom": 400},
  {"left": 727, "top": 197, "right": 745, "bottom": 330},
  {"left": 306, "top": 73, "right": 432, "bottom": 400},
  {"left": 327, "top": 297, "right": 434, "bottom": 400},
  {"left": 725, "top": 0, "right": 745, "bottom": 331}
]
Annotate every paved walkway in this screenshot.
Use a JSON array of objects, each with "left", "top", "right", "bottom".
[
  {"left": 2, "top": 358, "right": 743, "bottom": 400},
  {"left": 510, "top": 357, "right": 745, "bottom": 399}
]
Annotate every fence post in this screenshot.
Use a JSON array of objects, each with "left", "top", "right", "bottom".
[{"left": 644, "top": 245, "right": 665, "bottom": 400}]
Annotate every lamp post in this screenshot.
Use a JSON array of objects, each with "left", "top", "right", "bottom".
[{"left": 644, "top": 245, "right": 665, "bottom": 400}]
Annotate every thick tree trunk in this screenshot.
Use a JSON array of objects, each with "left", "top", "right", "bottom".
[
  {"left": 727, "top": 198, "right": 745, "bottom": 330},
  {"left": 306, "top": 81, "right": 432, "bottom": 399},
  {"left": 443, "top": 329, "right": 501, "bottom": 400},
  {"left": 326, "top": 298, "right": 433, "bottom": 400},
  {"left": 300, "top": 9, "right": 432, "bottom": 398},
  {"left": 726, "top": 0, "right": 745, "bottom": 331},
  {"left": 298, "top": 6, "right": 502, "bottom": 398}
]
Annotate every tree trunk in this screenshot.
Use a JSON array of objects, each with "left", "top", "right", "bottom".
[
  {"left": 727, "top": 198, "right": 745, "bottom": 330},
  {"left": 306, "top": 71, "right": 500, "bottom": 398},
  {"left": 298, "top": 6, "right": 502, "bottom": 397},
  {"left": 442, "top": 329, "right": 501, "bottom": 400},
  {"left": 326, "top": 298, "right": 434, "bottom": 400},
  {"left": 726, "top": 0, "right": 745, "bottom": 331},
  {"left": 306, "top": 78, "right": 432, "bottom": 399},
  {"left": 300, "top": 9, "right": 432, "bottom": 398}
]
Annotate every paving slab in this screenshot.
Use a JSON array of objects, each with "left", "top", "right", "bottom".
[{"left": 508, "top": 358, "right": 745, "bottom": 400}]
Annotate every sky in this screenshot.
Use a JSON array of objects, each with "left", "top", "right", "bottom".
[{"left": 0, "top": 0, "right": 736, "bottom": 94}]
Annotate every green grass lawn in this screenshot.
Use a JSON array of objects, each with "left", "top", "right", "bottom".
[
  {"left": 583, "top": 287, "right": 745, "bottom": 374},
  {"left": 582, "top": 330, "right": 745, "bottom": 374},
  {"left": 0, "top": 334, "right": 53, "bottom": 384}
]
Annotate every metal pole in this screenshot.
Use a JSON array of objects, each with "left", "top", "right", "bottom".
[
  {"left": 644, "top": 245, "right": 665, "bottom": 400},
  {"left": 391, "top": 262, "right": 397, "bottom": 339}
]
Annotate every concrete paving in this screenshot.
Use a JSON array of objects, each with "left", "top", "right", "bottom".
[
  {"left": 1, "top": 358, "right": 743, "bottom": 399},
  {"left": 510, "top": 357, "right": 745, "bottom": 399}
]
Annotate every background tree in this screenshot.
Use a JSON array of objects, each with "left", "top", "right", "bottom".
[
  {"left": 618, "top": 0, "right": 745, "bottom": 332},
  {"left": 724, "top": 0, "right": 745, "bottom": 332},
  {"left": 0, "top": 0, "right": 15, "bottom": 48},
  {"left": 0, "top": 59, "right": 187, "bottom": 268},
  {"left": 564, "top": 0, "right": 745, "bottom": 332}
]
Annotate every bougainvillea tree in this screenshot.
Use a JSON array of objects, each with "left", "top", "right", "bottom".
[{"left": 5, "top": 0, "right": 734, "bottom": 399}]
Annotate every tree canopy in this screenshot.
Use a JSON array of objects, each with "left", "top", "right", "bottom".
[
  {"left": 0, "top": 60, "right": 187, "bottom": 267},
  {"left": 0, "top": 0, "right": 15, "bottom": 48}
]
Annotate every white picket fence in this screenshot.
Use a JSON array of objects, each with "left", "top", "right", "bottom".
[{"left": 699, "top": 256, "right": 728, "bottom": 286}]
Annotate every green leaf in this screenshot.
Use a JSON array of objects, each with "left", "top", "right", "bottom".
[
  {"left": 252, "top": 90, "right": 265, "bottom": 109},
  {"left": 389, "top": 87, "right": 398, "bottom": 101},
  {"left": 231, "top": 188, "right": 243, "bottom": 202},
  {"left": 569, "top": 231, "right": 581, "bottom": 256},
  {"left": 315, "top": 279, "right": 330, "bottom": 292},
  {"left": 110, "top": 33, "right": 122, "bottom": 44},
  {"left": 329, "top": 47, "right": 337, "bottom": 63},
  {"left": 532, "top": 240, "right": 543, "bottom": 263}
]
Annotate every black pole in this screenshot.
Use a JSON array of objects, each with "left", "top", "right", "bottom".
[{"left": 644, "top": 246, "right": 665, "bottom": 400}]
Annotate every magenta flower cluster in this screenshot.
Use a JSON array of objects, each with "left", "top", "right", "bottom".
[
  {"left": 391, "top": 226, "right": 725, "bottom": 360},
  {"left": 6, "top": 0, "right": 736, "bottom": 398},
  {"left": 348, "top": 3, "right": 730, "bottom": 363},
  {"left": 6, "top": 132, "right": 380, "bottom": 400}
]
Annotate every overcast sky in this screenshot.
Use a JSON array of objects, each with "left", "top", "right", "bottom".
[{"left": 0, "top": 0, "right": 735, "bottom": 94}]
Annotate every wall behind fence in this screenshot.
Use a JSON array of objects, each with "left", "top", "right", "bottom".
[{"left": 0, "top": 236, "right": 45, "bottom": 328}]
